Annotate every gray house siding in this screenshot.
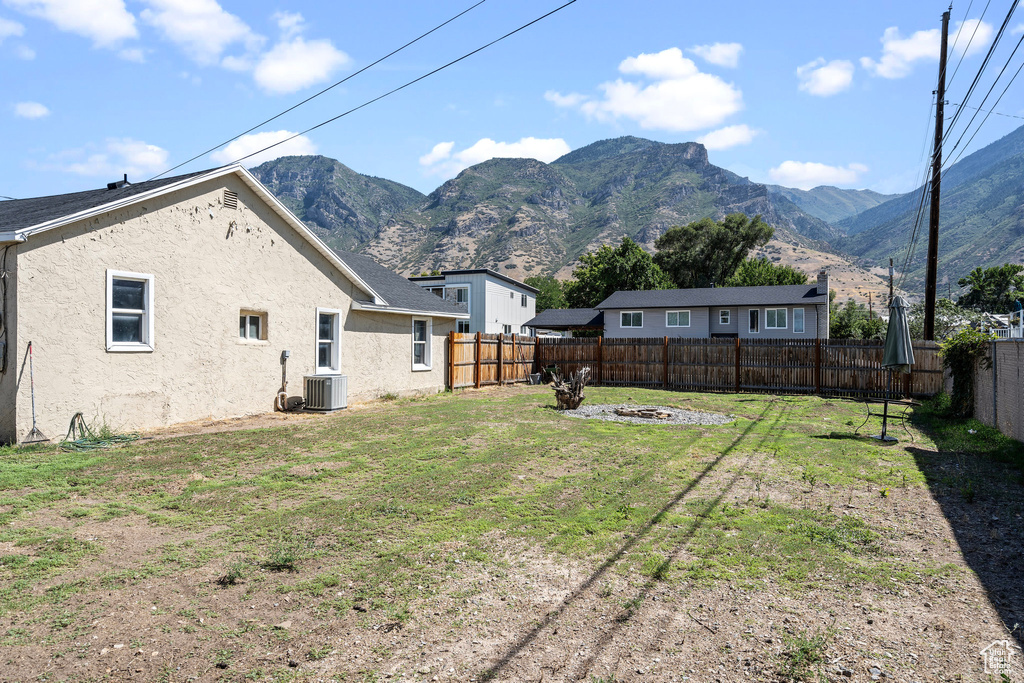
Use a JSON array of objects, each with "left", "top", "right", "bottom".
[
  {"left": 605, "top": 307, "right": 711, "bottom": 339},
  {"left": 604, "top": 305, "right": 823, "bottom": 340},
  {"left": 710, "top": 307, "right": 738, "bottom": 335},
  {"left": 737, "top": 305, "right": 819, "bottom": 340}
]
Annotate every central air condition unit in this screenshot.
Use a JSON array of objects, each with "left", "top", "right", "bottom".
[{"left": 303, "top": 375, "right": 347, "bottom": 411}]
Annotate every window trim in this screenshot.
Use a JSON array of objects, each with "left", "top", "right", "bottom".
[
  {"left": 520, "top": 293, "right": 528, "bottom": 308},
  {"left": 106, "top": 269, "right": 154, "bottom": 353},
  {"left": 720, "top": 309, "right": 731, "bottom": 325},
  {"left": 412, "top": 317, "right": 432, "bottom": 371},
  {"left": 238, "top": 310, "right": 267, "bottom": 342},
  {"left": 315, "top": 307, "right": 341, "bottom": 374},
  {"left": 457, "top": 320, "right": 471, "bottom": 334},
  {"left": 448, "top": 285, "right": 470, "bottom": 307},
  {"left": 665, "top": 310, "right": 691, "bottom": 328},
  {"left": 748, "top": 309, "right": 760, "bottom": 334},
  {"left": 765, "top": 307, "right": 788, "bottom": 330},
  {"left": 793, "top": 307, "right": 806, "bottom": 334},
  {"left": 620, "top": 311, "right": 643, "bottom": 328}
]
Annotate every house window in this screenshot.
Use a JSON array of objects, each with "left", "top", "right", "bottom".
[
  {"left": 412, "top": 318, "right": 431, "bottom": 370},
  {"left": 448, "top": 286, "right": 469, "bottom": 306},
  {"left": 106, "top": 270, "right": 154, "bottom": 352},
  {"left": 766, "top": 308, "right": 788, "bottom": 330},
  {"left": 502, "top": 324, "right": 512, "bottom": 334},
  {"left": 620, "top": 311, "right": 643, "bottom": 328},
  {"left": 793, "top": 308, "right": 805, "bottom": 334},
  {"left": 316, "top": 308, "right": 340, "bottom": 373},
  {"left": 720, "top": 310, "right": 731, "bottom": 325},
  {"left": 239, "top": 311, "right": 267, "bottom": 341},
  {"left": 749, "top": 309, "right": 760, "bottom": 333},
  {"left": 666, "top": 310, "right": 690, "bottom": 327},
  {"left": 427, "top": 286, "right": 444, "bottom": 298},
  {"left": 521, "top": 293, "right": 528, "bottom": 307},
  {"left": 457, "top": 320, "right": 470, "bottom": 333},
  {"left": 520, "top": 325, "right": 529, "bottom": 335}
]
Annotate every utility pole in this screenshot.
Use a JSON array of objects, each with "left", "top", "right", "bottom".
[
  {"left": 924, "top": 8, "right": 950, "bottom": 340},
  {"left": 869, "top": 292, "right": 873, "bottom": 317}
]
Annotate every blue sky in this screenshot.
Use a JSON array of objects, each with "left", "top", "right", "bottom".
[{"left": 2, "top": 0, "right": 1023, "bottom": 200}]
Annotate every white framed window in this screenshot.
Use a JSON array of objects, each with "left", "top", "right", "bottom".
[
  {"left": 748, "top": 309, "right": 760, "bottom": 334},
  {"left": 106, "top": 270, "right": 154, "bottom": 352},
  {"left": 502, "top": 324, "right": 512, "bottom": 334},
  {"left": 457, "top": 320, "right": 471, "bottom": 333},
  {"left": 412, "top": 318, "right": 432, "bottom": 371},
  {"left": 315, "top": 308, "right": 341, "bottom": 373},
  {"left": 520, "top": 293, "right": 528, "bottom": 307},
  {"left": 765, "top": 308, "right": 788, "bottom": 330},
  {"left": 720, "top": 310, "right": 731, "bottom": 325},
  {"left": 520, "top": 325, "right": 529, "bottom": 335},
  {"left": 239, "top": 311, "right": 267, "bottom": 341},
  {"left": 666, "top": 310, "right": 690, "bottom": 327},
  {"left": 620, "top": 311, "right": 643, "bottom": 328},
  {"left": 793, "top": 308, "right": 805, "bottom": 334}
]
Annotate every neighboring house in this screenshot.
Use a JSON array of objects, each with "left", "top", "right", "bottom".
[
  {"left": 596, "top": 270, "right": 830, "bottom": 339},
  {"left": 409, "top": 269, "right": 537, "bottom": 335},
  {"left": 524, "top": 308, "right": 605, "bottom": 337},
  {"left": 0, "top": 165, "right": 467, "bottom": 444}
]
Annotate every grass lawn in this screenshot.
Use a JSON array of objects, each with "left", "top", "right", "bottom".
[{"left": 0, "top": 386, "right": 1022, "bottom": 682}]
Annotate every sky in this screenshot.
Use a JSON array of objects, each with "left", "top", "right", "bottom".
[{"left": 3, "top": 0, "right": 1024, "bottom": 200}]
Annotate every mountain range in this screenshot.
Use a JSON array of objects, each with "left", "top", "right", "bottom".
[{"left": 251, "top": 126, "right": 1024, "bottom": 301}]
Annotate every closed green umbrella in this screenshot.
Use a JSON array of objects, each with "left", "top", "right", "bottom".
[{"left": 875, "top": 295, "right": 915, "bottom": 442}]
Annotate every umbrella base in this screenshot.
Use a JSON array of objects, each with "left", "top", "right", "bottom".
[{"left": 870, "top": 434, "right": 898, "bottom": 444}]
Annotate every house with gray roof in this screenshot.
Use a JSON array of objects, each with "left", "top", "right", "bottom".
[
  {"left": 0, "top": 165, "right": 467, "bottom": 443},
  {"left": 409, "top": 269, "right": 537, "bottom": 335},
  {"left": 523, "top": 308, "right": 605, "bottom": 336},
  {"left": 596, "top": 270, "right": 830, "bottom": 339}
]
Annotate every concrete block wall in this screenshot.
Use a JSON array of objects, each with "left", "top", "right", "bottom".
[{"left": 974, "top": 341, "right": 1024, "bottom": 442}]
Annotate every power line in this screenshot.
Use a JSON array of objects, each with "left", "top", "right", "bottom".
[
  {"left": 149, "top": 0, "right": 490, "bottom": 181},
  {"left": 949, "top": 101, "right": 1024, "bottom": 119},
  {"left": 224, "top": 0, "right": 579, "bottom": 168},
  {"left": 946, "top": 0, "right": 988, "bottom": 89},
  {"left": 943, "top": 56, "right": 1024, "bottom": 172}
]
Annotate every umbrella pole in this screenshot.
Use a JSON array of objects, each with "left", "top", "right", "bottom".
[{"left": 881, "top": 369, "right": 891, "bottom": 440}]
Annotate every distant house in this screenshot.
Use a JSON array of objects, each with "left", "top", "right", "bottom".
[
  {"left": 0, "top": 165, "right": 467, "bottom": 444},
  {"left": 409, "top": 269, "right": 537, "bottom": 335},
  {"left": 524, "top": 308, "right": 605, "bottom": 337},
  {"left": 596, "top": 270, "right": 830, "bottom": 339}
]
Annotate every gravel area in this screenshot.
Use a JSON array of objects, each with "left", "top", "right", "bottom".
[{"left": 558, "top": 403, "right": 734, "bottom": 425}]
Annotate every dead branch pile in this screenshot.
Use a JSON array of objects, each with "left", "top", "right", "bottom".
[
  {"left": 614, "top": 408, "right": 671, "bottom": 419},
  {"left": 552, "top": 367, "right": 590, "bottom": 410}
]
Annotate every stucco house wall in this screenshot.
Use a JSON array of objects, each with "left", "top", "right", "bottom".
[{"left": 0, "top": 174, "right": 451, "bottom": 443}]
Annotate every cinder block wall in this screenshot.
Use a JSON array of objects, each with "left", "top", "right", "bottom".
[{"left": 973, "top": 341, "right": 1024, "bottom": 442}]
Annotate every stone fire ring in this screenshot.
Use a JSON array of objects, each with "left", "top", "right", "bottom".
[{"left": 559, "top": 404, "right": 734, "bottom": 426}]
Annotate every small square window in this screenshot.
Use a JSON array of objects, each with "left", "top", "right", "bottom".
[
  {"left": 239, "top": 312, "right": 266, "bottom": 341},
  {"left": 457, "top": 320, "right": 470, "bottom": 333},
  {"left": 502, "top": 324, "right": 512, "bottom": 334},
  {"left": 766, "top": 308, "right": 787, "bottom": 330}
]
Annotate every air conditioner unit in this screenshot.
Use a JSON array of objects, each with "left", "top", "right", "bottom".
[{"left": 304, "top": 375, "right": 347, "bottom": 411}]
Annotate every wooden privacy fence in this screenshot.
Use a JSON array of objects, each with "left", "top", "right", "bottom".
[
  {"left": 532, "top": 336, "right": 942, "bottom": 399},
  {"left": 449, "top": 332, "right": 537, "bottom": 389}
]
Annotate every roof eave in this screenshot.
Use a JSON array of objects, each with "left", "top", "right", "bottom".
[{"left": 351, "top": 300, "right": 470, "bottom": 319}]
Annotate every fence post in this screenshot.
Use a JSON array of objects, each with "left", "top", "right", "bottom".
[
  {"left": 475, "top": 332, "right": 482, "bottom": 389},
  {"left": 512, "top": 334, "right": 517, "bottom": 383},
  {"left": 497, "top": 333, "right": 504, "bottom": 385},
  {"left": 449, "top": 331, "right": 455, "bottom": 390},
  {"left": 735, "top": 337, "right": 741, "bottom": 393},
  {"left": 596, "top": 336, "right": 603, "bottom": 385},
  {"left": 993, "top": 340, "right": 998, "bottom": 427},
  {"left": 814, "top": 339, "right": 821, "bottom": 395},
  {"left": 663, "top": 336, "right": 669, "bottom": 388}
]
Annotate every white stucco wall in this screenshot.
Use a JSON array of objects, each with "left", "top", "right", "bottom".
[{"left": 2, "top": 175, "right": 452, "bottom": 443}]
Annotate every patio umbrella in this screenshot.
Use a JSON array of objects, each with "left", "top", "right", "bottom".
[{"left": 875, "top": 295, "right": 915, "bottom": 442}]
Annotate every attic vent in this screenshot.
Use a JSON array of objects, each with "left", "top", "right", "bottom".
[{"left": 223, "top": 190, "right": 238, "bottom": 210}]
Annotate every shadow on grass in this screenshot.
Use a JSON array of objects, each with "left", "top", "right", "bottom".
[
  {"left": 476, "top": 402, "right": 781, "bottom": 681},
  {"left": 909, "top": 395, "right": 1024, "bottom": 648}
]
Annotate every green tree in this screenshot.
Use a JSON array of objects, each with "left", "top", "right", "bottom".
[
  {"left": 562, "top": 237, "right": 672, "bottom": 309},
  {"left": 908, "top": 298, "right": 978, "bottom": 340},
  {"left": 724, "top": 257, "right": 808, "bottom": 287},
  {"left": 956, "top": 263, "right": 1024, "bottom": 313},
  {"left": 524, "top": 275, "right": 566, "bottom": 313},
  {"left": 654, "top": 213, "right": 774, "bottom": 289},
  {"left": 829, "top": 296, "right": 886, "bottom": 340}
]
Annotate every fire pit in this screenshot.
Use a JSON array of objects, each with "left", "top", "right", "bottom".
[
  {"left": 557, "top": 404, "right": 734, "bottom": 426},
  {"left": 614, "top": 408, "right": 672, "bottom": 419}
]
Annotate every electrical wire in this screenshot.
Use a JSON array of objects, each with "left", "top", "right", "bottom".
[
  {"left": 148, "top": 0, "right": 490, "bottom": 181},
  {"left": 223, "top": 0, "right": 579, "bottom": 168},
  {"left": 948, "top": 101, "right": 1024, "bottom": 119},
  {"left": 946, "top": 0, "right": 988, "bottom": 89}
]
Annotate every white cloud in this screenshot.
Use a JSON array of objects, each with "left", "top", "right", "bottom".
[
  {"left": 861, "top": 19, "right": 993, "bottom": 78},
  {"left": 253, "top": 36, "right": 350, "bottom": 94},
  {"left": 768, "top": 161, "right": 869, "bottom": 190},
  {"left": 209, "top": 130, "right": 317, "bottom": 167},
  {"left": 544, "top": 90, "right": 586, "bottom": 108},
  {"left": 796, "top": 58, "right": 855, "bottom": 96},
  {"left": 139, "top": 0, "right": 261, "bottom": 66},
  {"left": 272, "top": 10, "right": 303, "bottom": 39},
  {"left": 42, "top": 138, "right": 169, "bottom": 177},
  {"left": 687, "top": 42, "right": 743, "bottom": 68},
  {"left": 13, "top": 100, "right": 48, "bottom": 118},
  {"left": 550, "top": 47, "right": 743, "bottom": 132},
  {"left": 13, "top": 43, "right": 33, "bottom": 58},
  {"left": 419, "top": 137, "right": 571, "bottom": 178},
  {"left": 0, "top": 15, "right": 24, "bottom": 42},
  {"left": 118, "top": 46, "right": 144, "bottom": 62},
  {"left": 4, "top": 0, "right": 136, "bottom": 47},
  {"left": 697, "top": 124, "right": 759, "bottom": 150},
  {"left": 419, "top": 141, "right": 454, "bottom": 167}
]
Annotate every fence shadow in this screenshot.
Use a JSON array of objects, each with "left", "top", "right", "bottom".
[
  {"left": 475, "top": 402, "right": 779, "bottom": 681},
  {"left": 906, "top": 423, "right": 1024, "bottom": 648}
]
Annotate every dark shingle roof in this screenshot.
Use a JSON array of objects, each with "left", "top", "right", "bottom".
[
  {"left": 335, "top": 251, "right": 467, "bottom": 315},
  {"left": 525, "top": 308, "right": 604, "bottom": 329},
  {"left": 596, "top": 285, "right": 827, "bottom": 310},
  {"left": 0, "top": 169, "right": 214, "bottom": 231}
]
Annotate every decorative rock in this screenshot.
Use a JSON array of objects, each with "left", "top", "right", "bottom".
[{"left": 274, "top": 620, "right": 292, "bottom": 630}]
